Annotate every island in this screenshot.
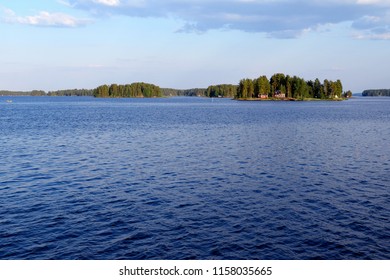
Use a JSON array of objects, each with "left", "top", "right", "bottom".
[
  {"left": 94, "top": 82, "right": 163, "bottom": 98},
  {"left": 234, "top": 73, "right": 352, "bottom": 101},
  {"left": 362, "top": 89, "right": 390, "bottom": 97}
]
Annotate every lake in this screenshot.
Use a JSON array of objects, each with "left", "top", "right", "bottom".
[{"left": 0, "top": 96, "right": 389, "bottom": 259}]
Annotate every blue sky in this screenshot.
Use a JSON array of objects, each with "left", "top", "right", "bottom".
[{"left": 1, "top": 0, "right": 389, "bottom": 92}]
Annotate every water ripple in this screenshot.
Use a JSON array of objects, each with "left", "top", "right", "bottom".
[{"left": 0, "top": 96, "right": 389, "bottom": 259}]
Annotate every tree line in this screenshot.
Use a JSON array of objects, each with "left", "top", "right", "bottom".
[
  {"left": 48, "top": 89, "right": 94, "bottom": 96},
  {"left": 205, "top": 84, "right": 237, "bottom": 98},
  {"left": 362, "top": 89, "right": 390, "bottom": 96},
  {"left": 236, "top": 73, "right": 352, "bottom": 100},
  {"left": 162, "top": 85, "right": 238, "bottom": 98},
  {"left": 1, "top": 89, "right": 94, "bottom": 96},
  {"left": 2, "top": 73, "right": 352, "bottom": 100},
  {"left": 94, "top": 83, "right": 162, "bottom": 98},
  {"left": 94, "top": 84, "right": 210, "bottom": 98},
  {"left": 161, "top": 88, "right": 206, "bottom": 97},
  {"left": 0, "top": 90, "right": 46, "bottom": 96}
]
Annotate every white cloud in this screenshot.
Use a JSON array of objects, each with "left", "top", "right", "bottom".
[
  {"left": 93, "top": 0, "right": 121, "bottom": 6},
  {"left": 3, "top": 8, "right": 91, "bottom": 28},
  {"left": 73, "top": 0, "right": 144, "bottom": 8},
  {"left": 66, "top": 0, "right": 390, "bottom": 39},
  {"left": 352, "top": 11, "right": 390, "bottom": 39}
]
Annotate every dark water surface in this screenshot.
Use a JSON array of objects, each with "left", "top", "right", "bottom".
[{"left": 0, "top": 96, "right": 389, "bottom": 259}]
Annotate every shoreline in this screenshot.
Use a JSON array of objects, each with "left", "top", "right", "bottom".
[{"left": 235, "top": 97, "right": 347, "bottom": 102}]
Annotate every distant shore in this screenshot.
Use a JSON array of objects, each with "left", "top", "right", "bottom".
[
  {"left": 362, "top": 89, "right": 390, "bottom": 97},
  {"left": 235, "top": 97, "right": 347, "bottom": 102},
  {"left": 1, "top": 72, "right": 353, "bottom": 100}
]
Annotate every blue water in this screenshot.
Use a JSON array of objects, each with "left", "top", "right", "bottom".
[{"left": 0, "top": 96, "right": 389, "bottom": 260}]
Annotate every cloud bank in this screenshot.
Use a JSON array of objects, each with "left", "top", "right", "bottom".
[
  {"left": 63, "top": 0, "right": 390, "bottom": 39},
  {"left": 4, "top": 1, "right": 390, "bottom": 38}
]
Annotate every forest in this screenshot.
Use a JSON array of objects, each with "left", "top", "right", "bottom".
[
  {"left": 47, "top": 89, "right": 94, "bottom": 96},
  {"left": 362, "top": 89, "right": 390, "bottom": 96},
  {"left": 0, "top": 90, "right": 46, "bottom": 96},
  {"left": 161, "top": 88, "right": 206, "bottom": 97},
  {"left": 94, "top": 83, "right": 162, "bottom": 98},
  {"left": 236, "top": 73, "right": 352, "bottom": 100},
  {"left": 205, "top": 84, "right": 237, "bottom": 98}
]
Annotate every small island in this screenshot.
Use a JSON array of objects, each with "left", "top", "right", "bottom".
[
  {"left": 94, "top": 82, "right": 163, "bottom": 98},
  {"left": 234, "top": 73, "right": 352, "bottom": 101},
  {"left": 362, "top": 89, "right": 390, "bottom": 97}
]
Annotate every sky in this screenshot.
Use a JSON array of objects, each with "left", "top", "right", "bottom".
[{"left": 1, "top": 0, "right": 389, "bottom": 92}]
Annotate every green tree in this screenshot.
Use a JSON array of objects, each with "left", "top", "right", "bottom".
[
  {"left": 94, "top": 85, "right": 109, "bottom": 97},
  {"left": 109, "top": 84, "right": 118, "bottom": 97},
  {"left": 254, "top": 75, "right": 270, "bottom": 98},
  {"left": 323, "top": 79, "right": 331, "bottom": 98},
  {"left": 334, "top": 80, "right": 343, "bottom": 98},
  {"left": 206, "top": 84, "right": 237, "bottom": 98},
  {"left": 285, "top": 75, "right": 292, "bottom": 98},
  {"left": 291, "top": 76, "right": 308, "bottom": 99},
  {"left": 306, "top": 80, "right": 314, "bottom": 98},
  {"left": 343, "top": 90, "right": 353, "bottom": 98},
  {"left": 94, "top": 82, "right": 161, "bottom": 98},
  {"left": 248, "top": 79, "right": 254, "bottom": 98},
  {"left": 124, "top": 84, "right": 132, "bottom": 97},
  {"left": 270, "top": 73, "right": 286, "bottom": 96},
  {"left": 238, "top": 79, "right": 252, "bottom": 99},
  {"left": 313, "top": 78, "right": 324, "bottom": 99}
]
